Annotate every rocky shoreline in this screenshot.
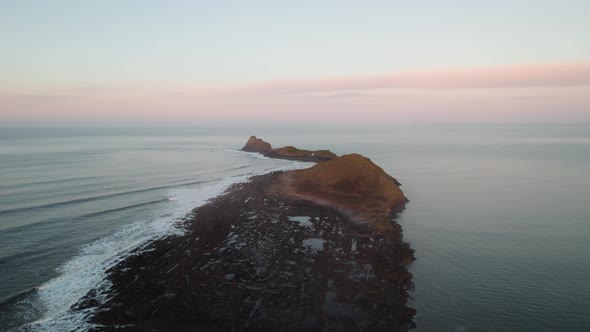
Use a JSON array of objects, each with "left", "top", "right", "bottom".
[
  {"left": 72, "top": 139, "right": 415, "bottom": 331},
  {"left": 75, "top": 172, "right": 414, "bottom": 331}
]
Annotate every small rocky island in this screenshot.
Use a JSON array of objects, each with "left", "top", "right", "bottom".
[
  {"left": 243, "top": 136, "right": 338, "bottom": 163},
  {"left": 74, "top": 137, "right": 415, "bottom": 331}
]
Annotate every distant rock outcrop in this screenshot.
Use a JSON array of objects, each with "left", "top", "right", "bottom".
[
  {"left": 242, "top": 135, "right": 272, "bottom": 153},
  {"left": 241, "top": 136, "right": 338, "bottom": 163},
  {"left": 279, "top": 153, "right": 407, "bottom": 228}
]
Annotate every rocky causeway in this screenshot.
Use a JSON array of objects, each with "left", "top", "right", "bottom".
[
  {"left": 242, "top": 136, "right": 338, "bottom": 163},
  {"left": 73, "top": 137, "right": 415, "bottom": 331}
]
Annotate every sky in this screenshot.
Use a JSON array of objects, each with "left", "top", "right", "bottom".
[{"left": 1, "top": 0, "right": 590, "bottom": 126}]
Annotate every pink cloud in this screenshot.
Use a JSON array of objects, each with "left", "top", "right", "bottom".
[
  {"left": 204, "top": 62, "right": 590, "bottom": 97},
  {"left": 2, "top": 62, "right": 590, "bottom": 125}
]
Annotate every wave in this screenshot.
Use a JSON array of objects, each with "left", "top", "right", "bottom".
[
  {"left": 0, "top": 176, "right": 103, "bottom": 191},
  {"left": 0, "top": 165, "right": 254, "bottom": 216},
  {"left": 223, "top": 148, "right": 272, "bottom": 160},
  {"left": 0, "top": 288, "right": 37, "bottom": 307},
  {"left": 0, "top": 198, "right": 172, "bottom": 237},
  {"left": 0, "top": 181, "right": 212, "bottom": 217},
  {"left": 80, "top": 199, "right": 171, "bottom": 219},
  {"left": 9, "top": 162, "right": 307, "bottom": 331}
]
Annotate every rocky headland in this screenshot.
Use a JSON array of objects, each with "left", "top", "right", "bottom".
[
  {"left": 74, "top": 138, "right": 415, "bottom": 331},
  {"left": 242, "top": 136, "right": 338, "bottom": 163}
]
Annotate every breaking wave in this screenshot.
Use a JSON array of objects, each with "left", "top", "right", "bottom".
[{"left": 9, "top": 163, "right": 306, "bottom": 331}]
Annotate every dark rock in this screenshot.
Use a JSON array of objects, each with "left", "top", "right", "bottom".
[{"left": 242, "top": 136, "right": 272, "bottom": 153}]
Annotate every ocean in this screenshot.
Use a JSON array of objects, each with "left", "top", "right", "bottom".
[{"left": 0, "top": 125, "right": 589, "bottom": 331}]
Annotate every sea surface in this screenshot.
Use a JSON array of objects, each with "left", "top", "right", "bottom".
[{"left": 0, "top": 125, "right": 589, "bottom": 331}]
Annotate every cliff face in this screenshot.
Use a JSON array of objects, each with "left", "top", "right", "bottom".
[
  {"left": 280, "top": 154, "right": 407, "bottom": 227},
  {"left": 241, "top": 136, "right": 406, "bottom": 225},
  {"left": 241, "top": 136, "right": 338, "bottom": 163}
]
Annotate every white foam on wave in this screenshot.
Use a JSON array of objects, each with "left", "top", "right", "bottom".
[
  {"left": 224, "top": 148, "right": 272, "bottom": 160},
  {"left": 14, "top": 162, "right": 307, "bottom": 331},
  {"left": 225, "top": 148, "right": 316, "bottom": 162}
]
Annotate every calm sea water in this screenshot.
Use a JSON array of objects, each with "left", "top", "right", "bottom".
[{"left": 0, "top": 125, "right": 589, "bottom": 331}]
